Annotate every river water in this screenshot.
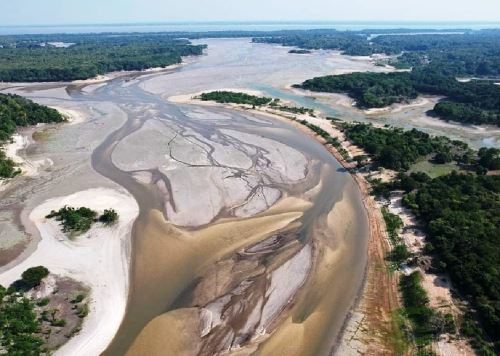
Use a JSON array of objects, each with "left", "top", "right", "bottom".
[{"left": 1, "top": 38, "right": 498, "bottom": 355}]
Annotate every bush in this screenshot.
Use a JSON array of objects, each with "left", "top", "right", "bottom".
[
  {"left": 98, "top": 209, "right": 119, "bottom": 225},
  {"left": 46, "top": 206, "right": 97, "bottom": 233},
  {"left": 21, "top": 266, "right": 49, "bottom": 289}
]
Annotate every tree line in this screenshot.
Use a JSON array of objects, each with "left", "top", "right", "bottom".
[{"left": 0, "top": 34, "right": 205, "bottom": 82}]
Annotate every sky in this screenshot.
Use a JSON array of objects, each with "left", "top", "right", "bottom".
[{"left": 1, "top": 0, "right": 500, "bottom": 26}]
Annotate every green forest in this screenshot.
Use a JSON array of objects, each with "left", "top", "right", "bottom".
[
  {"left": 403, "top": 173, "right": 500, "bottom": 352},
  {"left": 0, "top": 34, "right": 205, "bottom": 82},
  {"left": 269, "top": 30, "right": 500, "bottom": 126},
  {"left": 340, "top": 123, "right": 470, "bottom": 170},
  {"left": 254, "top": 30, "right": 500, "bottom": 76},
  {"left": 0, "top": 93, "right": 64, "bottom": 178},
  {"left": 329, "top": 122, "right": 499, "bottom": 352},
  {"left": 297, "top": 72, "right": 418, "bottom": 108},
  {"left": 296, "top": 71, "right": 500, "bottom": 125}
]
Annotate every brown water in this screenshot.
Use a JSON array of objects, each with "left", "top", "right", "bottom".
[
  {"left": 8, "top": 38, "right": 491, "bottom": 355},
  {"left": 80, "top": 72, "right": 368, "bottom": 354}
]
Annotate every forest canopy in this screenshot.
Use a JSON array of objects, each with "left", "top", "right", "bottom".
[
  {"left": 403, "top": 173, "right": 500, "bottom": 349},
  {"left": 0, "top": 34, "right": 205, "bottom": 82}
]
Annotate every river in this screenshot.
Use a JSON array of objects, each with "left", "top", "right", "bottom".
[{"left": 0, "top": 38, "right": 498, "bottom": 355}]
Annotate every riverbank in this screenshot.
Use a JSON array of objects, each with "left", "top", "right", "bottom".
[{"left": 0, "top": 188, "right": 139, "bottom": 355}]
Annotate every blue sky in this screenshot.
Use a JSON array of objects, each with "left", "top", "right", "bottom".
[{"left": 1, "top": 0, "right": 500, "bottom": 26}]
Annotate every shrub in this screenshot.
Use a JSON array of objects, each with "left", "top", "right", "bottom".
[{"left": 21, "top": 266, "right": 49, "bottom": 289}]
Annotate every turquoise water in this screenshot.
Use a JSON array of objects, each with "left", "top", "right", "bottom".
[{"left": 1, "top": 21, "right": 500, "bottom": 35}]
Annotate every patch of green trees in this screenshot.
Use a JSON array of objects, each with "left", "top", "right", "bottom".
[
  {"left": 297, "top": 72, "right": 418, "bottom": 108},
  {"left": 21, "top": 266, "right": 49, "bottom": 290},
  {"left": 340, "top": 123, "right": 468, "bottom": 171},
  {"left": 46, "top": 206, "right": 119, "bottom": 234},
  {"left": 46, "top": 206, "right": 97, "bottom": 233},
  {"left": 98, "top": 209, "right": 119, "bottom": 225},
  {"left": 199, "top": 91, "right": 272, "bottom": 106}
]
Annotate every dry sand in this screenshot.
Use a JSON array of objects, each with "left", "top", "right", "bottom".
[
  {"left": 0, "top": 188, "right": 139, "bottom": 356},
  {"left": 0, "top": 133, "right": 53, "bottom": 190},
  {"left": 50, "top": 105, "right": 88, "bottom": 125}
]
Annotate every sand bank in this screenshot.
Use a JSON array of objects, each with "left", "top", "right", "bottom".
[
  {"left": 0, "top": 188, "right": 139, "bottom": 356},
  {"left": 50, "top": 105, "right": 88, "bottom": 125},
  {"left": 1, "top": 133, "right": 53, "bottom": 188}
]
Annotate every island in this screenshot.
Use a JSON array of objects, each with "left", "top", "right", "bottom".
[{"left": 288, "top": 49, "right": 312, "bottom": 54}]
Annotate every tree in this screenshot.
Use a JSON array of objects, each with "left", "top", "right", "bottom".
[
  {"left": 21, "top": 266, "right": 49, "bottom": 289},
  {"left": 99, "top": 209, "right": 119, "bottom": 225}
]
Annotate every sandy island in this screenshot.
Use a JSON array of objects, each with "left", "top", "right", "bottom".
[{"left": 0, "top": 188, "right": 139, "bottom": 356}]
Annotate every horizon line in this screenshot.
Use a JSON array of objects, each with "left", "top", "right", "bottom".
[{"left": 3, "top": 19, "right": 500, "bottom": 29}]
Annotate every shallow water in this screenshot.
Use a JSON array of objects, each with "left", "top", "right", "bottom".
[{"left": 1, "top": 38, "right": 497, "bottom": 355}]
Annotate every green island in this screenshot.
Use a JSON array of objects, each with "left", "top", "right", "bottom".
[
  {"left": 0, "top": 33, "right": 205, "bottom": 82},
  {"left": 288, "top": 49, "right": 312, "bottom": 54},
  {"left": 199, "top": 91, "right": 315, "bottom": 116},
  {"left": 199, "top": 91, "right": 273, "bottom": 106},
  {"left": 46, "top": 206, "right": 119, "bottom": 234},
  {"left": 0, "top": 266, "right": 90, "bottom": 354},
  {"left": 0, "top": 93, "right": 65, "bottom": 178},
  {"left": 295, "top": 71, "right": 500, "bottom": 126}
]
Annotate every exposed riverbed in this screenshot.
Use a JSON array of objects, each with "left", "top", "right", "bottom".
[{"left": 0, "top": 38, "right": 498, "bottom": 356}]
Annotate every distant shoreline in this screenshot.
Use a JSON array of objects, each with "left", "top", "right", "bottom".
[{"left": 2, "top": 20, "right": 500, "bottom": 35}]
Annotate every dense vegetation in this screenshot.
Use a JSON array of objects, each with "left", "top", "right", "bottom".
[
  {"left": 253, "top": 29, "right": 474, "bottom": 56},
  {"left": 46, "top": 206, "right": 97, "bottom": 233},
  {"left": 254, "top": 30, "right": 500, "bottom": 76},
  {"left": 402, "top": 173, "right": 500, "bottom": 351},
  {"left": 280, "top": 30, "right": 500, "bottom": 126},
  {"left": 298, "top": 72, "right": 417, "bottom": 108},
  {"left": 0, "top": 285, "right": 44, "bottom": 354},
  {"left": 374, "top": 32, "right": 500, "bottom": 77},
  {"left": 296, "top": 71, "right": 500, "bottom": 125},
  {"left": 46, "top": 206, "right": 119, "bottom": 234},
  {"left": 340, "top": 123, "right": 468, "bottom": 171},
  {"left": 0, "top": 93, "right": 64, "bottom": 178},
  {"left": 0, "top": 33, "right": 205, "bottom": 82},
  {"left": 199, "top": 92, "right": 317, "bottom": 117},
  {"left": 199, "top": 91, "right": 272, "bottom": 106}
]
